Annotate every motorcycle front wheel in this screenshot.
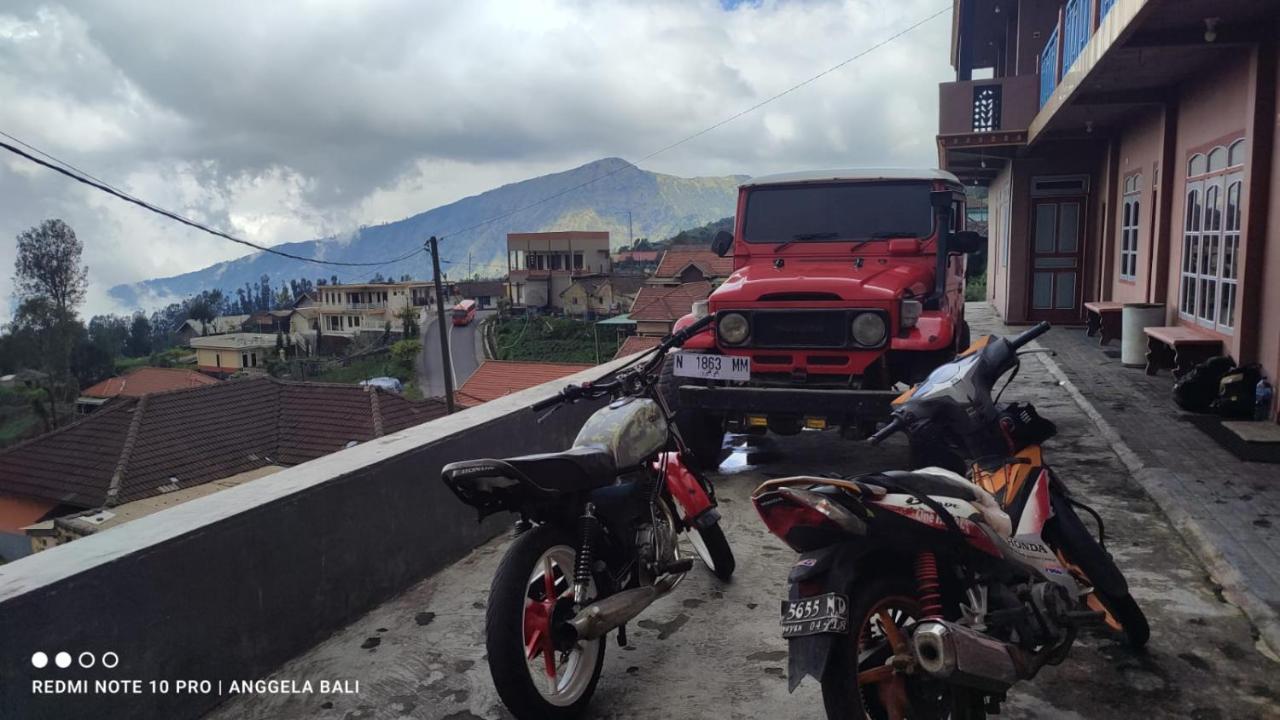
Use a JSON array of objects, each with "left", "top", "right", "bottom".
[
  {"left": 821, "top": 575, "right": 985, "bottom": 720},
  {"left": 486, "top": 525, "right": 605, "bottom": 720},
  {"left": 685, "top": 521, "right": 736, "bottom": 581}
]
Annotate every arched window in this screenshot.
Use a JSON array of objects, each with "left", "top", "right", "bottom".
[
  {"left": 1228, "top": 139, "right": 1247, "bottom": 167},
  {"left": 1208, "top": 146, "right": 1227, "bottom": 173},
  {"left": 1119, "top": 174, "right": 1142, "bottom": 280},
  {"left": 1188, "top": 153, "right": 1206, "bottom": 176}
]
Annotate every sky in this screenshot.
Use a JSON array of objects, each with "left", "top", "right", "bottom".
[{"left": 0, "top": 0, "right": 953, "bottom": 317}]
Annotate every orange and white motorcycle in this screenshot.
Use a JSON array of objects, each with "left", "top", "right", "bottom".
[{"left": 753, "top": 322, "right": 1147, "bottom": 719}]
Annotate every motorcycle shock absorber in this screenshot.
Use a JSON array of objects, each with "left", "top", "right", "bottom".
[
  {"left": 574, "top": 504, "right": 600, "bottom": 605},
  {"left": 914, "top": 551, "right": 943, "bottom": 619}
]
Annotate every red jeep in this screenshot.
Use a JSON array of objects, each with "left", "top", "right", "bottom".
[{"left": 663, "top": 169, "right": 982, "bottom": 466}]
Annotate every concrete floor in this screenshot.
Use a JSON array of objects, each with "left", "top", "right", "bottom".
[{"left": 211, "top": 319, "right": 1280, "bottom": 719}]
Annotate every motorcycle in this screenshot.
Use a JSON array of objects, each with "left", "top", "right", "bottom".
[
  {"left": 442, "top": 313, "right": 735, "bottom": 719},
  {"left": 752, "top": 321, "right": 1148, "bottom": 719}
]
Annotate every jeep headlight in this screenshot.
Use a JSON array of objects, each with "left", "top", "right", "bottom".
[
  {"left": 717, "top": 312, "right": 749, "bottom": 345},
  {"left": 900, "top": 299, "right": 922, "bottom": 329},
  {"left": 850, "top": 312, "right": 887, "bottom": 347}
]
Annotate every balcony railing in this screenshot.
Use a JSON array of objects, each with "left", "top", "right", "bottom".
[
  {"left": 1101, "top": 0, "right": 1116, "bottom": 20},
  {"left": 1062, "top": 0, "right": 1090, "bottom": 76},
  {"left": 1039, "top": 26, "right": 1060, "bottom": 108}
]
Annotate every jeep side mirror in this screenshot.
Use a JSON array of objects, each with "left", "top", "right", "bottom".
[
  {"left": 950, "top": 230, "right": 985, "bottom": 254},
  {"left": 711, "top": 229, "right": 734, "bottom": 257}
]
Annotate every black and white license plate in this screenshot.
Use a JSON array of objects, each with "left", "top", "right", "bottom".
[
  {"left": 672, "top": 351, "right": 750, "bottom": 381},
  {"left": 780, "top": 592, "right": 849, "bottom": 637}
]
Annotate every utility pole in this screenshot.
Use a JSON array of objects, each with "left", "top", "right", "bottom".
[
  {"left": 468, "top": 251, "right": 473, "bottom": 279},
  {"left": 627, "top": 210, "right": 633, "bottom": 247},
  {"left": 428, "top": 236, "right": 456, "bottom": 413}
]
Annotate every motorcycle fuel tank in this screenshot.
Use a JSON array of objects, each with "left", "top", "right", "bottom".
[{"left": 573, "top": 397, "right": 668, "bottom": 468}]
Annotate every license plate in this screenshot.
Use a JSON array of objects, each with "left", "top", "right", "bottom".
[
  {"left": 780, "top": 592, "right": 849, "bottom": 637},
  {"left": 672, "top": 352, "right": 750, "bottom": 381}
]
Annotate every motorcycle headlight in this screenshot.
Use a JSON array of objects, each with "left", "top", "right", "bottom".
[
  {"left": 900, "top": 299, "right": 922, "bottom": 329},
  {"left": 717, "top": 312, "right": 750, "bottom": 345},
  {"left": 850, "top": 313, "right": 887, "bottom": 347}
]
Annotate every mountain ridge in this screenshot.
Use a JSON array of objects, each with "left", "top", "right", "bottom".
[{"left": 110, "top": 158, "right": 746, "bottom": 307}]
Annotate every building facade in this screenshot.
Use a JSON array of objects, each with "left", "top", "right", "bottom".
[
  {"left": 190, "top": 333, "right": 280, "bottom": 374},
  {"left": 939, "top": 0, "right": 1280, "bottom": 416},
  {"left": 506, "top": 231, "right": 612, "bottom": 310},
  {"left": 313, "top": 281, "right": 432, "bottom": 335}
]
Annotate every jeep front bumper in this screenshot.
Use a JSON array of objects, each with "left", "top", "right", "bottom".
[{"left": 677, "top": 385, "right": 896, "bottom": 425}]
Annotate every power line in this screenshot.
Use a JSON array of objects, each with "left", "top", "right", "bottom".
[
  {"left": 438, "top": 3, "right": 949, "bottom": 242},
  {"left": 0, "top": 135, "right": 427, "bottom": 269}
]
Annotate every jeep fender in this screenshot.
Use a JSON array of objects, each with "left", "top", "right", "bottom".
[{"left": 673, "top": 313, "right": 716, "bottom": 351}]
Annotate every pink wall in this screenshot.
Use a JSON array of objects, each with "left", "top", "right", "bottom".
[
  {"left": 1165, "top": 49, "right": 1253, "bottom": 358},
  {"left": 1111, "top": 106, "right": 1164, "bottom": 303},
  {"left": 1257, "top": 43, "right": 1280, "bottom": 413}
]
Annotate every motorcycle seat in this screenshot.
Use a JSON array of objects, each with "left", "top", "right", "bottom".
[
  {"left": 444, "top": 446, "right": 617, "bottom": 495},
  {"left": 876, "top": 469, "right": 981, "bottom": 501}
]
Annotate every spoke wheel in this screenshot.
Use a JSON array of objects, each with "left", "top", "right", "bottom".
[{"left": 486, "top": 526, "right": 605, "bottom": 719}]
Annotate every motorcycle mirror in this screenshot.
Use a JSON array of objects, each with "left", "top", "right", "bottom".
[{"left": 711, "top": 229, "right": 734, "bottom": 257}]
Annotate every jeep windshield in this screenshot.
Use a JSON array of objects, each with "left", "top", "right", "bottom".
[{"left": 742, "top": 181, "right": 934, "bottom": 244}]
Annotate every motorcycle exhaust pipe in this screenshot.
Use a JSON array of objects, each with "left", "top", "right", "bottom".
[
  {"left": 912, "top": 620, "right": 1029, "bottom": 693},
  {"left": 568, "top": 574, "right": 680, "bottom": 641}
]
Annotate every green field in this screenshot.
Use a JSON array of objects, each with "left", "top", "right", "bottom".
[{"left": 492, "top": 317, "right": 619, "bottom": 363}]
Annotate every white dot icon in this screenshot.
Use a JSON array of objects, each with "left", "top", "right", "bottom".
[
  {"left": 32, "top": 652, "right": 48, "bottom": 669},
  {"left": 55, "top": 652, "right": 72, "bottom": 669}
]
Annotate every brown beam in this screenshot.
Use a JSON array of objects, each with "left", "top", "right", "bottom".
[
  {"left": 1073, "top": 88, "right": 1168, "bottom": 106},
  {"left": 1238, "top": 36, "right": 1276, "bottom": 363}
]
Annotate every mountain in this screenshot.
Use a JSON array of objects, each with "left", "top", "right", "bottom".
[{"left": 109, "top": 158, "right": 746, "bottom": 307}]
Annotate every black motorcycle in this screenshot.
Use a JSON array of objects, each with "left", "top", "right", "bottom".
[{"left": 442, "top": 314, "right": 735, "bottom": 719}]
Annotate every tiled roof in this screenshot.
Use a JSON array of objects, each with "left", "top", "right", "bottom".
[
  {"left": 613, "top": 335, "right": 662, "bottom": 360},
  {"left": 0, "top": 378, "right": 449, "bottom": 509},
  {"left": 628, "top": 281, "right": 713, "bottom": 323},
  {"left": 457, "top": 280, "right": 506, "bottom": 298},
  {"left": 456, "top": 360, "right": 595, "bottom": 407},
  {"left": 653, "top": 247, "right": 734, "bottom": 279},
  {"left": 80, "top": 367, "right": 219, "bottom": 399},
  {"left": 609, "top": 275, "right": 646, "bottom": 296}
]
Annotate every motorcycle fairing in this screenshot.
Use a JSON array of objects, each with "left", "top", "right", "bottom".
[{"left": 654, "top": 451, "right": 717, "bottom": 528}]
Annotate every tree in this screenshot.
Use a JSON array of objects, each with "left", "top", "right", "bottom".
[
  {"left": 187, "top": 295, "right": 217, "bottom": 336},
  {"left": 88, "top": 314, "right": 130, "bottom": 358},
  {"left": 389, "top": 339, "right": 421, "bottom": 381},
  {"left": 275, "top": 285, "right": 292, "bottom": 309},
  {"left": 396, "top": 305, "right": 419, "bottom": 338},
  {"left": 14, "top": 219, "right": 88, "bottom": 318},
  {"left": 126, "top": 313, "right": 153, "bottom": 357},
  {"left": 70, "top": 338, "right": 114, "bottom": 389}
]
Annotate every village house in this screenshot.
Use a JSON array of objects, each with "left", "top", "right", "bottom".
[
  {"left": 175, "top": 314, "right": 250, "bottom": 345},
  {"left": 312, "top": 279, "right": 432, "bottom": 336},
  {"left": 189, "top": 333, "right": 280, "bottom": 375},
  {"left": 0, "top": 377, "right": 448, "bottom": 560},
  {"left": 628, "top": 281, "right": 714, "bottom": 337},
  {"left": 559, "top": 275, "right": 645, "bottom": 317},
  {"left": 506, "top": 231, "right": 612, "bottom": 311},
  {"left": 76, "top": 367, "right": 219, "bottom": 414},
  {"left": 938, "top": 0, "right": 1280, "bottom": 415},
  {"left": 455, "top": 280, "right": 506, "bottom": 309},
  {"left": 649, "top": 247, "right": 735, "bottom": 285}
]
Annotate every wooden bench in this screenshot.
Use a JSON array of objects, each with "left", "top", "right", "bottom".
[
  {"left": 1143, "top": 325, "right": 1224, "bottom": 377},
  {"left": 1083, "top": 301, "right": 1124, "bottom": 346}
]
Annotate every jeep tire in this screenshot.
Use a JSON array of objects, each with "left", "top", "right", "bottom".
[{"left": 659, "top": 356, "right": 727, "bottom": 470}]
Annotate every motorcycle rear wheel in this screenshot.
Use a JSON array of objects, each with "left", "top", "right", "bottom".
[
  {"left": 821, "top": 576, "right": 984, "bottom": 720},
  {"left": 486, "top": 525, "right": 605, "bottom": 720}
]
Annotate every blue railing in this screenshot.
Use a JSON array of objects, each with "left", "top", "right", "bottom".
[
  {"left": 1100, "top": 0, "right": 1116, "bottom": 21},
  {"left": 1039, "top": 26, "right": 1059, "bottom": 107},
  {"left": 1062, "top": 0, "right": 1090, "bottom": 74}
]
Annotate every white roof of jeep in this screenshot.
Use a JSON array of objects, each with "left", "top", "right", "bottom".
[{"left": 743, "top": 168, "right": 962, "bottom": 187}]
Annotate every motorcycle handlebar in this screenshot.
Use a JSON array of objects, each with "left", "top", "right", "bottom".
[
  {"left": 531, "top": 314, "right": 714, "bottom": 413},
  {"left": 868, "top": 417, "right": 905, "bottom": 446},
  {"left": 1008, "top": 321, "right": 1051, "bottom": 350}
]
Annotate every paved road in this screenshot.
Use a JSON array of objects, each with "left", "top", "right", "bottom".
[{"left": 418, "top": 310, "right": 491, "bottom": 398}]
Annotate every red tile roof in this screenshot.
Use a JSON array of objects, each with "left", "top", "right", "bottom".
[
  {"left": 613, "top": 335, "right": 662, "bottom": 360},
  {"left": 628, "top": 281, "right": 713, "bottom": 323},
  {"left": 654, "top": 247, "right": 734, "bottom": 280},
  {"left": 456, "top": 360, "right": 595, "bottom": 407},
  {"left": 0, "top": 378, "right": 449, "bottom": 509},
  {"left": 80, "top": 367, "right": 219, "bottom": 399}
]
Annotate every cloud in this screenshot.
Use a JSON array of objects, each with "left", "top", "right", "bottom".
[{"left": 0, "top": 0, "right": 952, "bottom": 316}]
